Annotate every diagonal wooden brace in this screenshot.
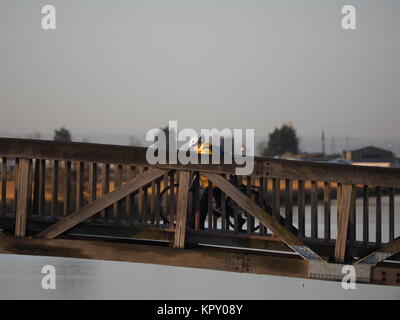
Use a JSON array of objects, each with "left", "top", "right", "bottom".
[
  {"left": 37, "top": 168, "right": 168, "bottom": 239},
  {"left": 356, "top": 236, "right": 400, "bottom": 266},
  {"left": 203, "top": 172, "right": 323, "bottom": 261}
]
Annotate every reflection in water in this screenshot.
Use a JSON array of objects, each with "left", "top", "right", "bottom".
[{"left": 0, "top": 253, "right": 400, "bottom": 299}]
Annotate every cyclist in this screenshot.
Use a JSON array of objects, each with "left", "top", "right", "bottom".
[{"left": 188, "top": 135, "right": 246, "bottom": 230}]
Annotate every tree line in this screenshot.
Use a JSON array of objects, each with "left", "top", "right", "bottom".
[{"left": 50, "top": 123, "right": 299, "bottom": 158}]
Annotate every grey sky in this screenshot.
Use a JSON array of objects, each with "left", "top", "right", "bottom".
[{"left": 0, "top": 0, "right": 399, "bottom": 153}]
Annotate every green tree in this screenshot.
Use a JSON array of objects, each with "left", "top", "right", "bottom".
[
  {"left": 263, "top": 123, "right": 299, "bottom": 157},
  {"left": 53, "top": 127, "right": 71, "bottom": 142}
]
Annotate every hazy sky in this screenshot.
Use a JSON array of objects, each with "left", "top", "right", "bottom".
[{"left": 0, "top": 0, "right": 399, "bottom": 153}]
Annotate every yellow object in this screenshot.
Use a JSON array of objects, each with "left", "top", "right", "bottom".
[
  {"left": 196, "top": 142, "right": 213, "bottom": 188},
  {"left": 200, "top": 175, "right": 209, "bottom": 188},
  {"left": 196, "top": 142, "right": 212, "bottom": 155}
]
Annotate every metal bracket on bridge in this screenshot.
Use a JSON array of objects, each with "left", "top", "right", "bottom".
[
  {"left": 288, "top": 245, "right": 323, "bottom": 261},
  {"left": 308, "top": 261, "right": 372, "bottom": 283},
  {"left": 357, "top": 252, "right": 394, "bottom": 265}
]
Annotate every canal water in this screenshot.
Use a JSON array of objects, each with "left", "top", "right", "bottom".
[{"left": 0, "top": 253, "right": 400, "bottom": 299}]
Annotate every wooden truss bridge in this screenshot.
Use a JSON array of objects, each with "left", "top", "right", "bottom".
[{"left": 0, "top": 138, "right": 400, "bottom": 286}]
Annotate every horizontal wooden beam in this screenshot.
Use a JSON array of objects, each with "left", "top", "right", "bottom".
[
  {"left": 203, "top": 172, "right": 323, "bottom": 261},
  {"left": 36, "top": 168, "right": 168, "bottom": 239},
  {"left": 0, "top": 137, "right": 238, "bottom": 175},
  {"left": 0, "top": 217, "right": 383, "bottom": 259},
  {"left": 1, "top": 138, "right": 400, "bottom": 187},
  {"left": 264, "top": 160, "right": 400, "bottom": 188},
  {"left": 0, "top": 234, "right": 309, "bottom": 279},
  {"left": 0, "top": 235, "right": 398, "bottom": 286}
]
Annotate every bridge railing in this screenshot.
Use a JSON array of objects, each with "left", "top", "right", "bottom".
[{"left": 0, "top": 138, "right": 399, "bottom": 261}]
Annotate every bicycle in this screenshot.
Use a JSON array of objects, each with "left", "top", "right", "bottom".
[{"left": 158, "top": 172, "right": 272, "bottom": 232}]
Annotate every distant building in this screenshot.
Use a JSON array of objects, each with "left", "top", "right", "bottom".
[
  {"left": 279, "top": 146, "right": 400, "bottom": 168},
  {"left": 343, "top": 146, "right": 399, "bottom": 168},
  {"left": 280, "top": 151, "right": 346, "bottom": 163}
]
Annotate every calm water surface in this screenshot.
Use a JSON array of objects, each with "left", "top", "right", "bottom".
[{"left": 0, "top": 253, "right": 400, "bottom": 299}]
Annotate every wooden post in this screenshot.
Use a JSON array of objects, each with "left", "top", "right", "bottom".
[
  {"left": 100, "top": 163, "right": 110, "bottom": 220},
  {"left": 50, "top": 160, "right": 59, "bottom": 217},
  {"left": 173, "top": 171, "right": 190, "bottom": 248},
  {"left": 15, "top": 158, "right": 31, "bottom": 237},
  {"left": 1, "top": 157, "right": 7, "bottom": 216},
  {"left": 63, "top": 161, "right": 72, "bottom": 216},
  {"left": 334, "top": 184, "right": 354, "bottom": 262},
  {"left": 323, "top": 182, "right": 331, "bottom": 241}
]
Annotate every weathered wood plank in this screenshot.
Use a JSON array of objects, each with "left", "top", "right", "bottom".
[
  {"left": 0, "top": 235, "right": 308, "bottom": 279},
  {"left": 357, "top": 235, "right": 400, "bottom": 266},
  {"left": 0, "top": 216, "right": 384, "bottom": 259},
  {"left": 245, "top": 176, "right": 253, "bottom": 233},
  {"left": 50, "top": 160, "right": 59, "bottom": 217},
  {"left": 124, "top": 165, "right": 135, "bottom": 221},
  {"left": 348, "top": 185, "right": 356, "bottom": 244},
  {"left": 389, "top": 188, "right": 395, "bottom": 242},
  {"left": 36, "top": 169, "right": 168, "bottom": 239},
  {"left": 38, "top": 159, "right": 45, "bottom": 216},
  {"left": 311, "top": 181, "right": 318, "bottom": 239},
  {"left": 207, "top": 181, "right": 213, "bottom": 230},
  {"left": 174, "top": 171, "right": 191, "bottom": 248},
  {"left": 266, "top": 158, "right": 400, "bottom": 188},
  {"left": 142, "top": 181, "right": 149, "bottom": 223},
  {"left": 285, "top": 179, "right": 293, "bottom": 231},
  {"left": 1, "top": 157, "right": 7, "bottom": 216},
  {"left": 376, "top": 186, "right": 382, "bottom": 246},
  {"left": 14, "top": 158, "right": 20, "bottom": 214},
  {"left": 1, "top": 235, "right": 399, "bottom": 286},
  {"left": 137, "top": 166, "right": 144, "bottom": 223},
  {"left": 193, "top": 173, "right": 200, "bottom": 231},
  {"left": 363, "top": 185, "right": 369, "bottom": 244},
  {"left": 31, "top": 159, "right": 40, "bottom": 216},
  {"left": 88, "top": 162, "right": 98, "bottom": 222},
  {"left": 221, "top": 174, "right": 227, "bottom": 231},
  {"left": 168, "top": 170, "right": 175, "bottom": 225},
  {"left": 100, "top": 163, "right": 110, "bottom": 220},
  {"left": 63, "top": 161, "right": 72, "bottom": 216},
  {"left": 89, "top": 162, "right": 97, "bottom": 203},
  {"left": 75, "top": 161, "right": 84, "bottom": 211},
  {"left": 259, "top": 177, "right": 266, "bottom": 234},
  {"left": 15, "top": 159, "right": 31, "bottom": 237},
  {"left": 155, "top": 179, "right": 161, "bottom": 225},
  {"left": 26, "top": 159, "right": 33, "bottom": 216},
  {"left": 334, "top": 184, "right": 354, "bottom": 262},
  {"left": 323, "top": 182, "right": 331, "bottom": 241},
  {"left": 272, "top": 178, "right": 280, "bottom": 220},
  {"left": 113, "top": 164, "right": 123, "bottom": 220},
  {"left": 203, "top": 173, "right": 322, "bottom": 261},
  {"left": 298, "top": 180, "right": 305, "bottom": 238}
]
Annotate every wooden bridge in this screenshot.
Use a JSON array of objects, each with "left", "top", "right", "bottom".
[{"left": 0, "top": 137, "right": 400, "bottom": 286}]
